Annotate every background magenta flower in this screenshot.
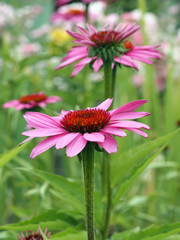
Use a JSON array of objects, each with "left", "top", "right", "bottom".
[
  {"left": 21, "top": 98, "right": 150, "bottom": 158},
  {"left": 51, "top": 4, "right": 85, "bottom": 25},
  {"left": 56, "top": 23, "right": 162, "bottom": 77},
  {"left": 3, "top": 92, "right": 61, "bottom": 111},
  {"left": 56, "top": 0, "right": 100, "bottom": 7},
  {"left": 51, "top": 2, "right": 106, "bottom": 26}
]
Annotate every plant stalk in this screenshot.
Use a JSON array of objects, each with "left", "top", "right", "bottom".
[
  {"left": 85, "top": 3, "right": 89, "bottom": 23},
  {"left": 112, "top": 64, "right": 117, "bottom": 100},
  {"left": 102, "top": 60, "right": 113, "bottom": 240},
  {"left": 104, "top": 60, "right": 113, "bottom": 100},
  {"left": 102, "top": 151, "right": 112, "bottom": 240},
  {"left": 82, "top": 144, "right": 95, "bottom": 240}
]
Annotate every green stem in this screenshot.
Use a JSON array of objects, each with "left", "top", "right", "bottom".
[
  {"left": 102, "top": 61, "right": 113, "bottom": 240},
  {"left": 104, "top": 60, "right": 113, "bottom": 100},
  {"left": 85, "top": 3, "right": 89, "bottom": 23},
  {"left": 112, "top": 64, "right": 117, "bottom": 100},
  {"left": 82, "top": 144, "right": 95, "bottom": 240},
  {"left": 102, "top": 152, "right": 112, "bottom": 240}
]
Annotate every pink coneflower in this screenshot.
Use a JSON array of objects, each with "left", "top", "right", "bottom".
[
  {"left": 3, "top": 92, "right": 61, "bottom": 111},
  {"left": 17, "top": 227, "right": 51, "bottom": 240},
  {"left": 56, "top": 23, "right": 162, "bottom": 77},
  {"left": 20, "top": 98, "right": 150, "bottom": 158}
]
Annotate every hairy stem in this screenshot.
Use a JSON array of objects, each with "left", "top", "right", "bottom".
[
  {"left": 102, "top": 60, "right": 113, "bottom": 239},
  {"left": 85, "top": 3, "right": 89, "bottom": 23},
  {"left": 102, "top": 152, "right": 112, "bottom": 240},
  {"left": 82, "top": 144, "right": 95, "bottom": 240},
  {"left": 104, "top": 60, "right": 113, "bottom": 99},
  {"left": 112, "top": 64, "right": 117, "bottom": 101}
]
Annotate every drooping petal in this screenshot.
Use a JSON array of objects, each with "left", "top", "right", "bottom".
[
  {"left": 127, "top": 49, "right": 161, "bottom": 59},
  {"left": 93, "top": 58, "right": 103, "bottom": 72},
  {"left": 109, "top": 99, "right": 148, "bottom": 116},
  {"left": 98, "top": 134, "right": 117, "bottom": 153},
  {"left": 37, "top": 102, "right": 47, "bottom": 108},
  {"left": 22, "top": 128, "right": 67, "bottom": 137},
  {"left": 56, "top": 132, "right": 80, "bottom": 149},
  {"left": 83, "top": 132, "right": 105, "bottom": 142},
  {"left": 3, "top": 100, "right": 20, "bottom": 108},
  {"left": 56, "top": 52, "right": 88, "bottom": 70},
  {"left": 66, "top": 134, "right": 87, "bottom": 157},
  {"left": 16, "top": 103, "right": 33, "bottom": 110},
  {"left": 111, "top": 111, "right": 150, "bottom": 120},
  {"left": 100, "top": 127, "right": 127, "bottom": 137},
  {"left": 128, "top": 128, "right": 149, "bottom": 138},
  {"left": 45, "top": 96, "right": 62, "bottom": 103},
  {"left": 62, "top": 46, "right": 88, "bottom": 61},
  {"left": 126, "top": 54, "right": 154, "bottom": 64},
  {"left": 96, "top": 98, "right": 113, "bottom": 110},
  {"left": 109, "top": 121, "right": 150, "bottom": 130},
  {"left": 30, "top": 135, "right": 61, "bottom": 158},
  {"left": 19, "top": 136, "right": 34, "bottom": 146},
  {"left": 71, "top": 57, "right": 92, "bottom": 78},
  {"left": 114, "top": 55, "right": 138, "bottom": 70},
  {"left": 24, "top": 112, "right": 60, "bottom": 129}
]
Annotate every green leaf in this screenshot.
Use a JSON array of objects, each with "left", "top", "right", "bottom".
[
  {"left": 19, "top": 168, "right": 103, "bottom": 228},
  {"left": 0, "top": 142, "right": 29, "bottom": 168},
  {"left": 0, "top": 210, "right": 79, "bottom": 231},
  {"left": 20, "top": 168, "right": 85, "bottom": 214},
  {"left": 112, "top": 129, "right": 180, "bottom": 204},
  {"left": 19, "top": 54, "right": 57, "bottom": 69},
  {"left": 111, "top": 129, "right": 180, "bottom": 187},
  {"left": 113, "top": 144, "right": 166, "bottom": 204},
  {"left": 0, "top": 231, "right": 17, "bottom": 240},
  {"left": 50, "top": 231, "right": 87, "bottom": 240},
  {"left": 39, "top": 227, "right": 50, "bottom": 240},
  {"left": 111, "top": 222, "right": 180, "bottom": 240}
]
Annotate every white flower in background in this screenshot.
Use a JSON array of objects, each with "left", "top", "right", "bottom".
[
  {"left": 31, "top": 24, "right": 51, "bottom": 38},
  {"left": 0, "top": 2, "right": 15, "bottom": 28},
  {"left": 88, "top": 72, "right": 103, "bottom": 82},
  {"left": 0, "top": 2, "right": 42, "bottom": 33}
]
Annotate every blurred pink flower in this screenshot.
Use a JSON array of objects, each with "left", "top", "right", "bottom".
[
  {"left": 56, "top": 0, "right": 71, "bottom": 6},
  {"left": 51, "top": 4, "right": 85, "bottom": 24},
  {"left": 3, "top": 92, "right": 61, "bottom": 111},
  {"left": 132, "top": 73, "right": 144, "bottom": 88},
  {"left": 31, "top": 24, "right": 51, "bottom": 38},
  {"left": 17, "top": 43, "right": 41, "bottom": 58},
  {"left": 51, "top": 2, "right": 105, "bottom": 26},
  {"left": 56, "top": 23, "right": 162, "bottom": 77},
  {"left": 121, "top": 10, "right": 159, "bottom": 44},
  {"left": 20, "top": 98, "right": 150, "bottom": 158},
  {"left": 56, "top": 0, "right": 100, "bottom": 7}
]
